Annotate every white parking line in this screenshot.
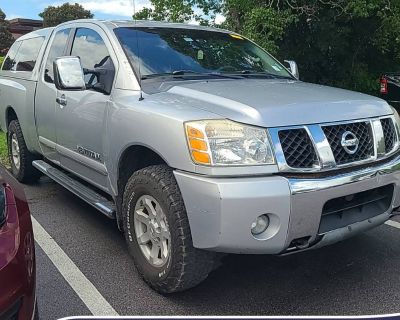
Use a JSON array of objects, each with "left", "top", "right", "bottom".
[
  {"left": 32, "top": 216, "right": 119, "bottom": 316},
  {"left": 385, "top": 219, "right": 400, "bottom": 229}
]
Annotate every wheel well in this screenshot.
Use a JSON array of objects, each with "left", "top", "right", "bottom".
[
  {"left": 5, "top": 107, "right": 17, "bottom": 129},
  {"left": 116, "top": 145, "right": 167, "bottom": 229}
]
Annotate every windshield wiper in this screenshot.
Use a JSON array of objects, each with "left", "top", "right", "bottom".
[
  {"left": 172, "top": 70, "right": 200, "bottom": 75},
  {"left": 226, "top": 70, "right": 294, "bottom": 80},
  {"left": 142, "top": 70, "right": 243, "bottom": 80}
]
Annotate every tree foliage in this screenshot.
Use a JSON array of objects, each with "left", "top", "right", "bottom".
[
  {"left": 134, "top": 0, "right": 400, "bottom": 95},
  {"left": 134, "top": 0, "right": 193, "bottom": 22},
  {"left": 0, "top": 9, "right": 14, "bottom": 54},
  {"left": 39, "top": 3, "right": 94, "bottom": 27},
  {"left": 133, "top": 0, "right": 223, "bottom": 25},
  {"left": 255, "top": 0, "right": 400, "bottom": 94}
]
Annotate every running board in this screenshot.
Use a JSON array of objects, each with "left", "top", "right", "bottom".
[{"left": 32, "top": 160, "right": 116, "bottom": 219}]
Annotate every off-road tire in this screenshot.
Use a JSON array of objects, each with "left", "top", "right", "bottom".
[
  {"left": 7, "top": 120, "right": 41, "bottom": 183},
  {"left": 122, "top": 165, "right": 216, "bottom": 293}
]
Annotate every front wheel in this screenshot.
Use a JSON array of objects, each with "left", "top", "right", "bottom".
[{"left": 122, "top": 165, "right": 216, "bottom": 293}]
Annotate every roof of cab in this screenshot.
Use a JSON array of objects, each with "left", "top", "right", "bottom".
[
  {"left": 16, "top": 27, "right": 54, "bottom": 41},
  {"left": 58, "top": 19, "right": 233, "bottom": 34}
]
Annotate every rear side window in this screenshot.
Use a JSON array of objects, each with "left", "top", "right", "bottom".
[
  {"left": 2, "top": 41, "right": 22, "bottom": 71},
  {"left": 4, "top": 37, "right": 45, "bottom": 72},
  {"left": 44, "top": 28, "right": 71, "bottom": 83}
]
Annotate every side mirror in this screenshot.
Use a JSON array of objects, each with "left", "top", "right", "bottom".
[
  {"left": 284, "top": 60, "right": 299, "bottom": 80},
  {"left": 53, "top": 56, "right": 86, "bottom": 91}
]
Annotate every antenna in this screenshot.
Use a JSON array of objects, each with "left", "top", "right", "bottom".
[{"left": 132, "top": 0, "right": 144, "bottom": 101}]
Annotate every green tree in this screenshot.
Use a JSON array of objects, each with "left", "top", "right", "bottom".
[
  {"left": 286, "top": 1, "right": 400, "bottom": 94},
  {"left": 0, "top": 9, "right": 14, "bottom": 54},
  {"left": 221, "top": 0, "right": 400, "bottom": 94},
  {"left": 39, "top": 3, "right": 93, "bottom": 27},
  {"left": 133, "top": 0, "right": 223, "bottom": 25},
  {"left": 134, "top": 0, "right": 194, "bottom": 22}
]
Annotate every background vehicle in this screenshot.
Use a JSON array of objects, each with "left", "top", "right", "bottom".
[
  {"left": 0, "top": 166, "right": 37, "bottom": 320},
  {"left": 380, "top": 73, "right": 400, "bottom": 111},
  {"left": 0, "top": 20, "right": 399, "bottom": 294}
]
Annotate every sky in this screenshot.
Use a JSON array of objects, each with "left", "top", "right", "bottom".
[{"left": 0, "top": 0, "right": 150, "bottom": 20}]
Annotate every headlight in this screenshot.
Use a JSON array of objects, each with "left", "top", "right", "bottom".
[
  {"left": 184, "top": 120, "right": 275, "bottom": 166},
  {"left": 392, "top": 107, "right": 400, "bottom": 125},
  {"left": 390, "top": 107, "right": 400, "bottom": 139}
]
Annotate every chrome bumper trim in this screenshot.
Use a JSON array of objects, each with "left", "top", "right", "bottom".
[{"left": 288, "top": 155, "right": 400, "bottom": 195}]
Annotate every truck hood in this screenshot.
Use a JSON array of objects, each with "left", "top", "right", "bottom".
[{"left": 159, "top": 79, "right": 392, "bottom": 127}]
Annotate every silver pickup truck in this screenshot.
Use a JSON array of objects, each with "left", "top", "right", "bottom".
[{"left": 1, "top": 19, "right": 400, "bottom": 293}]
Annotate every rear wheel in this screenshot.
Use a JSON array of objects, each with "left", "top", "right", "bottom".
[
  {"left": 7, "top": 120, "right": 41, "bottom": 183},
  {"left": 122, "top": 165, "right": 216, "bottom": 293}
]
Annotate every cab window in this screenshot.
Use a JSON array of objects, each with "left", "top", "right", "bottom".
[
  {"left": 2, "top": 41, "right": 22, "bottom": 71},
  {"left": 44, "top": 28, "right": 71, "bottom": 83},
  {"left": 70, "top": 28, "right": 111, "bottom": 86},
  {"left": 13, "top": 37, "right": 45, "bottom": 72}
]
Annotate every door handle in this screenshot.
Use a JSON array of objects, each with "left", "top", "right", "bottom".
[{"left": 56, "top": 95, "right": 67, "bottom": 107}]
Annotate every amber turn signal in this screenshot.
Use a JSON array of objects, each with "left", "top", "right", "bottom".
[
  {"left": 191, "top": 151, "right": 211, "bottom": 164},
  {"left": 185, "top": 123, "right": 212, "bottom": 165},
  {"left": 186, "top": 125, "right": 204, "bottom": 139},
  {"left": 189, "top": 138, "right": 207, "bottom": 151}
]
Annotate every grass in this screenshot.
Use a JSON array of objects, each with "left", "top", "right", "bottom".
[
  {"left": 0, "top": 131, "right": 9, "bottom": 167},
  {"left": 0, "top": 57, "right": 8, "bottom": 167},
  {"left": 0, "top": 56, "right": 7, "bottom": 167}
]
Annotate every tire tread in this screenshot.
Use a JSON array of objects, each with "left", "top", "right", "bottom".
[
  {"left": 123, "top": 165, "right": 215, "bottom": 293},
  {"left": 7, "top": 120, "right": 41, "bottom": 183}
]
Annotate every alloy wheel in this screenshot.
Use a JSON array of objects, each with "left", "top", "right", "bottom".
[
  {"left": 11, "top": 133, "right": 20, "bottom": 170},
  {"left": 134, "top": 195, "right": 171, "bottom": 267}
]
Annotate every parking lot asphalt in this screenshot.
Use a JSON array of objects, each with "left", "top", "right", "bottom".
[{"left": 25, "top": 177, "right": 400, "bottom": 320}]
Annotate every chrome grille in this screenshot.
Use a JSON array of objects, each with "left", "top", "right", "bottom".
[
  {"left": 278, "top": 129, "right": 318, "bottom": 168},
  {"left": 381, "top": 118, "right": 396, "bottom": 153},
  {"left": 270, "top": 115, "right": 399, "bottom": 172},
  {"left": 322, "top": 122, "right": 373, "bottom": 165}
]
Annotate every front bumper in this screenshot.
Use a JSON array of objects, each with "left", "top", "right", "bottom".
[{"left": 174, "top": 155, "right": 400, "bottom": 254}]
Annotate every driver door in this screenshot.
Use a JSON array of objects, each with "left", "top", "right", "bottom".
[
  {"left": 36, "top": 27, "right": 72, "bottom": 164},
  {"left": 55, "top": 26, "right": 115, "bottom": 190}
]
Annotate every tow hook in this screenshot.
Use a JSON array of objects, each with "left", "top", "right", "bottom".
[
  {"left": 391, "top": 207, "right": 400, "bottom": 216},
  {"left": 292, "top": 236, "right": 311, "bottom": 250}
]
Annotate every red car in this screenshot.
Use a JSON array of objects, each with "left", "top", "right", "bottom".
[{"left": 0, "top": 166, "right": 37, "bottom": 320}]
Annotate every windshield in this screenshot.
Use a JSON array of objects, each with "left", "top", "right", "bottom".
[{"left": 114, "top": 27, "right": 293, "bottom": 79}]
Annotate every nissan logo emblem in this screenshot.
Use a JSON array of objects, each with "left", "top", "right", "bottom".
[{"left": 341, "top": 131, "right": 359, "bottom": 154}]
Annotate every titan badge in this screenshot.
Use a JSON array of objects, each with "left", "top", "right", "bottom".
[{"left": 77, "top": 145, "right": 101, "bottom": 162}]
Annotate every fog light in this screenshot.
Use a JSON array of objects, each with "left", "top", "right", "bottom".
[{"left": 251, "top": 215, "right": 270, "bottom": 235}]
